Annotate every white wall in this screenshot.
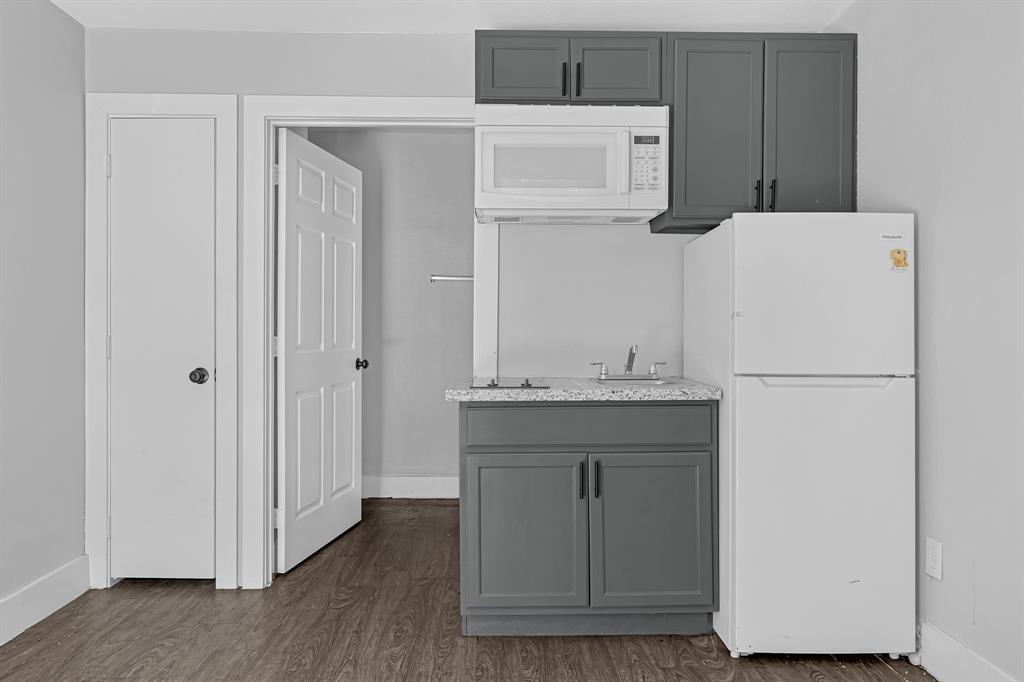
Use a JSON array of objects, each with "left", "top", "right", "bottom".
[
  {"left": 495, "top": 226, "right": 694, "bottom": 378},
  {"left": 307, "top": 129, "right": 474, "bottom": 481},
  {"left": 0, "top": 0, "right": 88, "bottom": 643},
  {"left": 86, "top": 29, "right": 473, "bottom": 96},
  {"left": 830, "top": 2, "right": 1024, "bottom": 679}
]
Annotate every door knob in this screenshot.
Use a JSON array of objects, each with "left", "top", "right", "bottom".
[
  {"left": 189, "top": 367, "right": 210, "bottom": 384},
  {"left": 355, "top": 358, "right": 369, "bottom": 370}
]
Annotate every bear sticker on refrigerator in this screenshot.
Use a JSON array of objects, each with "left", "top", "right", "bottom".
[{"left": 890, "top": 248, "right": 911, "bottom": 270}]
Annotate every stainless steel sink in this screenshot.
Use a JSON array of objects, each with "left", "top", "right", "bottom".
[{"left": 593, "top": 377, "right": 678, "bottom": 386}]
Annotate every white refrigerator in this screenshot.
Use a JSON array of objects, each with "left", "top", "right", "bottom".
[{"left": 683, "top": 213, "right": 916, "bottom": 657}]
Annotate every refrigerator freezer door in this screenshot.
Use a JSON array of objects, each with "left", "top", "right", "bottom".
[
  {"left": 733, "top": 376, "right": 916, "bottom": 654},
  {"left": 733, "top": 213, "right": 914, "bottom": 376}
]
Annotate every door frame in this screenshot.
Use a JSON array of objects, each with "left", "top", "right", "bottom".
[
  {"left": 85, "top": 94, "right": 238, "bottom": 588},
  {"left": 241, "top": 96, "right": 474, "bottom": 588}
]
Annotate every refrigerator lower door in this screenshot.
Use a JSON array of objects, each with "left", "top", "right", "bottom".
[
  {"left": 733, "top": 375, "right": 915, "bottom": 654},
  {"left": 732, "top": 213, "right": 915, "bottom": 376}
]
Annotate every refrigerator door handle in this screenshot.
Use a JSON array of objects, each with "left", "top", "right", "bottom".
[{"left": 751, "top": 376, "right": 905, "bottom": 389}]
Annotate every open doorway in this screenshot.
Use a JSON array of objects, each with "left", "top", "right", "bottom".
[{"left": 268, "top": 116, "right": 474, "bottom": 577}]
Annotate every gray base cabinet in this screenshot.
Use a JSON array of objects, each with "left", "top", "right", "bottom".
[
  {"left": 459, "top": 402, "right": 718, "bottom": 636},
  {"left": 590, "top": 451, "right": 714, "bottom": 608},
  {"left": 464, "top": 452, "right": 589, "bottom": 607}
]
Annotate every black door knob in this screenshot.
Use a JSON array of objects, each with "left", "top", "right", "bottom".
[
  {"left": 189, "top": 367, "right": 210, "bottom": 384},
  {"left": 355, "top": 358, "right": 369, "bottom": 370}
]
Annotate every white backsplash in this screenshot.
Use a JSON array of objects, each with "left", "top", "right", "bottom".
[{"left": 474, "top": 224, "right": 695, "bottom": 378}]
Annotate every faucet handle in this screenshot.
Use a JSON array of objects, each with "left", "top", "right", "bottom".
[
  {"left": 648, "top": 362, "right": 668, "bottom": 378},
  {"left": 590, "top": 362, "right": 609, "bottom": 379}
]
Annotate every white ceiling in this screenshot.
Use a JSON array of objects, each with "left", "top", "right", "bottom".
[{"left": 51, "top": 0, "right": 857, "bottom": 34}]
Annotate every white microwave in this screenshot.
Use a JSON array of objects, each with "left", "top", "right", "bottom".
[{"left": 474, "top": 105, "right": 669, "bottom": 224}]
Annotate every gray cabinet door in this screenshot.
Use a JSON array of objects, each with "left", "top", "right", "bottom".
[
  {"left": 589, "top": 451, "right": 714, "bottom": 608},
  {"left": 464, "top": 452, "right": 589, "bottom": 607},
  {"left": 763, "top": 38, "right": 855, "bottom": 212},
  {"left": 570, "top": 37, "right": 662, "bottom": 102},
  {"left": 477, "top": 35, "right": 570, "bottom": 102},
  {"left": 668, "top": 38, "right": 764, "bottom": 221}
]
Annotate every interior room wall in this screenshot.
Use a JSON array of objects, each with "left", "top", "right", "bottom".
[
  {"left": 307, "top": 128, "right": 474, "bottom": 484},
  {"left": 494, "top": 226, "right": 694, "bottom": 378},
  {"left": 829, "top": 2, "right": 1024, "bottom": 679},
  {"left": 85, "top": 29, "right": 473, "bottom": 96},
  {"left": 0, "top": 0, "right": 88, "bottom": 644}
]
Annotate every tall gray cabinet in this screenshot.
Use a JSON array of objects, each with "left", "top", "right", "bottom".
[
  {"left": 661, "top": 38, "right": 765, "bottom": 224},
  {"left": 650, "top": 34, "right": 856, "bottom": 232},
  {"left": 459, "top": 402, "right": 718, "bottom": 636},
  {"left": 763, "top": 38, "right": 856, "bottom": 213}
]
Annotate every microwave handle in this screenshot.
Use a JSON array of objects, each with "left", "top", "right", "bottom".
[{"left": 618, "top": 130, "right": 630, "bottom": 195}]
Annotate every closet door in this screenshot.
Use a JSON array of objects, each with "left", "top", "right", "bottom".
[{"left": 109, "top": 117, "right": 216, "bottom": 578}]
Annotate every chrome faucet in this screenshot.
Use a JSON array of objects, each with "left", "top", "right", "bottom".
[{"left": 624, "top": 345, "right": 638, "bottom": 375}]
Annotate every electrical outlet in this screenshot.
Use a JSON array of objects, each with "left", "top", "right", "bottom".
[{"left": 925, "top": 537, "right": 943, "bottom": 580}]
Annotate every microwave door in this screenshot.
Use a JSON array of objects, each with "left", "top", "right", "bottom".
[{"left": 476, "top": 126, "right": 629, "bottom": 208}]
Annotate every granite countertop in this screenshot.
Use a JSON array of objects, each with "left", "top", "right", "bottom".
[{"left": 444, "top": 377, "right": 722, "bottom": 402}]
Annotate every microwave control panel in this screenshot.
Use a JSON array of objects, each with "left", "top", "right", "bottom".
[{"left": 630, "top": 131, "right": 665, "bottom": 196}]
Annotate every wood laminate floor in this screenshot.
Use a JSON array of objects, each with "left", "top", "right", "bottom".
[{"left": 0, "top": 500, "right": 933, "bottom": 681}]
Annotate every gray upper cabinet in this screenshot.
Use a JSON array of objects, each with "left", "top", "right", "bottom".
[
  {"left": 651, "top": 33, "right": 856, "bottom": 233},
  {"left": 589, "top": 452, "right": 714, "bottom": 608},
  {"left": 763, "top": 38, "right": 855, "bottom": 212},
  {"left": 463, "top": 452, "right": 589, "bottom": 608},
  {"left": 571, "top": 37, "right": 662, "bottom": 102},
  {"left": 476, "top": 32, "right": 661, "bottom": 103},
  {"left": 477, "top": 35, "right": 570, "bottom": 102},
  {"left": 661, "top": 38, "right": 764, "bottom": 226}
]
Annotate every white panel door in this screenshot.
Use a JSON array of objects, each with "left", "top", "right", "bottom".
[
  {"left": 733, "top": 376, "right": 916, "bottom": 654},
  {"left": 732, "top": 213, "right": 915, "bottom": 376},
  {"left": 277, "top": 129, "right": 363, "bottom": 573},
  {"left": 109, "top": 117, "right": 216, "bottom": 578}
]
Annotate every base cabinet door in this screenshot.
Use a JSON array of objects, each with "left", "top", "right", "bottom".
[
  {"left": 763, "top": 38, "right": 855, "bottom": 212},
  {"left": 589, "top": 452, "right": 714, "bottom": 607},
  {"left": 464, "top": 453, "right": 589, "bottom": 607}
]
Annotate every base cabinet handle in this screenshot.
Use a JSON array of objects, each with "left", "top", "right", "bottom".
[{"left": 593, "top": 460, "right": 601, "bottom": 498}]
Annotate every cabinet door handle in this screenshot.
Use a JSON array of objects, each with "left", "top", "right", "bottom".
[
  {"left": 579, "top": 460, "right": 586, "bottom": 499},
  {"left": 561, "top": 62, "right": 568, "bottom": 96},
  {"left": 754, "top": 179, "right": 762, "bottom": 212},
  {"left": 575, "top": 62, "right": 582, "bottom": 97},
  {"left": 593, "top": 459, "right": 601, "bottom": 498},
  {"left": 769, "top": 178, "right": 777, "bottom": 212}
]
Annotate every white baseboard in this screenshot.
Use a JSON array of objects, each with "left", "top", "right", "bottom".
[
  {"left": 920, "top": 622, "right": 1016, "bottom": 682},
  {"left": 362, "top": 475, "right": 458, "bottom": 499},
  {"left": 0, "top": 555, "right": 90, "bottom": 646}
]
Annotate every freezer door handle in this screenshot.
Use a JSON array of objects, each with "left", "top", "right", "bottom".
[{"left": 750, "top": 376, "right": 904, "bottom": 389}]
